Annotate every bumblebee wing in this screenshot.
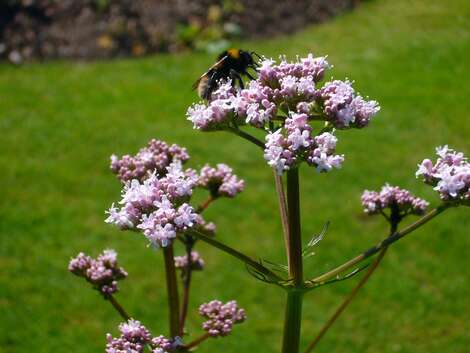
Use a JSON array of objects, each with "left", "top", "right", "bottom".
[{"left": 191, "top": 55, "right": 229, "bottom": 90}]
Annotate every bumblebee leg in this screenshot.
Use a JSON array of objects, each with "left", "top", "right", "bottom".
[
  {"left": 230, "top": 69, "right": 244, "bottom": 89},
  {"left": 243, "top": 70, "right": 256, "bottom": 81}
]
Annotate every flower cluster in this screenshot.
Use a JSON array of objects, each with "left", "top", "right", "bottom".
[
  {"left": 174, "top": 251, "right": 205, "bottom": 271},
  {"left": 198, "top": 163, "right": 245, "bottom": 198},
  {"left": 186, "top": 54, "right": 330, "bottom": 131},
  {"left": 69, "top": 249, "right": 127, "bottom": 295},
  {"left": 110, "top": 139, "right": 190, "bottom": 183},
  {"left": 199, "top": 300, "right": 246, "bottom": 337},
  {"left": 187, "top": 54, "right": 379, "bottom": 174},
  {"left": 361, "top": 184, "right": 429, "bottom": 216},
  {"left": 105, "top": 161, "right": 202, "bottom": 248},
  {"left": 416, "top": 145, "right": 470, "bottom": 203},
  {"left": 106, "top": 319, "right": 179, "bottom": 353},
  {"left": 319, "top": 80, "right": 380, "bottom": 129},
  {"left": 264, "top": 113, "right": 344, "bottom": 174}
]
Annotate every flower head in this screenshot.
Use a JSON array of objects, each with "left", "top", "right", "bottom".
[
  {"left": 174, "top": 251, "right": 205, "bottom": 271},
  {"left": 198, "top": 163, "right": 245, "bottom": 198},
  {"left": 187, "top": 53, "right": 379, "bottom": 174},
  {"left": 106, "top": 160, "right": 202, "bottom": 248},
  {"left": 361, "top": 184, "right": 429, "bottom": 216},
  {"left": 69, "top": 249, "right": 127, "bottom": 296},
  {"left": 319, "top": 80, "right": 380, "bottom": 129},
  {"left": 106, "top": 320, "right": 179, "bottom": 353},
  {"left": 198, "top": 300, "right": 246, "bottom": 337},
  {"left": 110, "top": 139, "right": 189, "bottom": 183},
  {"left": 416, "top": 146, "right": 470, "bottom": 204}
]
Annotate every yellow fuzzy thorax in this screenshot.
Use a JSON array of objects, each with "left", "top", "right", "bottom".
[{"left": 227, "top": 48, "right": 240, "bottom": 59}]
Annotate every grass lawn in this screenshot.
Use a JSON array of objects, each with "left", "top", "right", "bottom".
[{"left": 1, "top": 0, "right": 470, "bottom": 352}]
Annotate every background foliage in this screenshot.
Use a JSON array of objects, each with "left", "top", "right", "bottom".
[{"left": 0, "top": 0, "right": 469, "bottom": 352}]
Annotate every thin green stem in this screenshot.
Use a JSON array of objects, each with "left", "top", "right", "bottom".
[
  {"left": 312, "top": 205, "right": 448, "bottom": 284},
  {"left": 228, "top": 128, "right": 265, "bottom": 149},
  {"left": 187, "top": 229, "right": 282, "bottom": 282},
  {"left": 196, "top": 196, "right": 215, "bottom": 213},
  {"left": 179, "top": 238, "right": 194, "bottom": 334},
  {"left": 304, "top": 220, "right": 399, "bottom": 353},
  {"left": 107, "top": 294, "right": 131, "bottom": 321},
  {"left": 304, "top": 247, "right": 388, "bottom": 353},
  {"left": 184, "top": 332, "right": 211, "bottom": 350},
  {"left": 163, "top": 245, "right": 181, "bottom": 337},
  {"left": 273, "top": 170, "right": 290, "bottom": 266}
]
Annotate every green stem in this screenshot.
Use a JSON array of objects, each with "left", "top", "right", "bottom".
[
  {"left": 228, "top": 128, "right": 265, "bottom": 149},
  {"left": 312, "top": 205, "right": 448, "bottom": 284},
  {"left": 188, "top": 229, "right": 282, "bottom": 282},
  {"left": 281, "top": 168, "right": 304, "bottom": 353},
  {"left": 179, "top": 238, "right": 195, "bottom": 334},
  {"left": 107, "top": 294, "right": 131, "bottom": 321},
  {"left": 273, "top": 171, "right": 290, "bottom": 266},
  {"left": 304, "top": 247, "right": 388, "bottom": 353},
  {"left": 196, "top": 196, "right": 215, "bottom": 213},
  {"left": 281, "top": 290, "right": 304, "bottom": 353},
  {"left": 163, "top": 245, "right": 181, "bottom": 337},
  {"left": 304, "top": 220, "right": 399, "bottom": 353},
  {"left": 286, "top": 168, "right": 303, "bottom": 285},
  {"left": 184, "top": 332, "right": 211, "bottom": 350}
]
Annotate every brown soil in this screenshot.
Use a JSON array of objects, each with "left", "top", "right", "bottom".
[{"left": 0, "top": 0, "right": 357, "bottom": 63}]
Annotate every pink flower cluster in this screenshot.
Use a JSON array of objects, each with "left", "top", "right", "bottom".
[
  {"left": 106, "top": 319, "right": 179, "bottom": 353},
  {"left": 198, "top": 163, "right": 245, "bottom": 198},
  {"left": 106, "top": 139, "right": 244, "bottom": 247},
  {"left": 186, "top": 54, "right": 330, "bottom": 131},
  {"left": 199, "top": 300, "right": 246, "bottom": 337},
  {"left": 264, "top": 113, "right": 344, "bottom": 174},
  {"left": 69, "top": 249, "right": 127, "bottom": 295},
  {"left": 416, "top": 145, "right": 470, "bottom": 203},
  {"left": 174, "top": 250, "right": 205, "bottom": 271},
  {"left": 361, "top": 184, "right": 429, "bottom": 216},
  {"left": 186, "top": 54, "right": 379, "bottom": 174},
  {"left": 110, "top": 139, "right": 190, "bottom": 183},
  {"left": 105, "top": 161, "right": 202, "bottom": 248},
  {"left": 319, "top": 80, "right": 380, "bottom": 129}
]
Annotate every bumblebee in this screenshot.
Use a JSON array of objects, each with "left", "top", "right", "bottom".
[{"left": 192, "top": 48, "right": 261, "bottom": 100}]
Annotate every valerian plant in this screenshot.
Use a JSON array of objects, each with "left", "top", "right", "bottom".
[{"left": 69, "top": 53, "right": 470, "bottom": 353}]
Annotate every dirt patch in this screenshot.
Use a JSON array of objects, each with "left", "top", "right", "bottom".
[{"left": 0, "top": 0, "right": 357, "bottom": 63}]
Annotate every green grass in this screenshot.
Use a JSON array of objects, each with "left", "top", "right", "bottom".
[{"left": 1, "top": 0, "right": 470, "bottom": 352}]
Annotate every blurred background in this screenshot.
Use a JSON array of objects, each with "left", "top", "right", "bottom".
[{"left": 0, "top": 1, "right": 469, "bottom": 353}]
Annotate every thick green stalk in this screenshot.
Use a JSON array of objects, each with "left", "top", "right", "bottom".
[
  {"left": 286, "top": 168, "right": 303, "bottom": 285},
  {"left": 282, "top": 290, "right": 304, "bottom": 353},
  {"left": 281, "top": 168, "right": 304, "bottom": 353},
  {"left": 163, "top": 245, "right": 180, "bottom": 337}
]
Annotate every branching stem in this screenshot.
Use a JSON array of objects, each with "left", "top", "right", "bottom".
[
  {"left": 312, "top": 205, "right": 448, "bottom": 284},
  {"left": 304, "top": 217, "right": 400, "bottom": 353},
  {"left": 187, "top": 229, "right": 282, "bottom": 282}
]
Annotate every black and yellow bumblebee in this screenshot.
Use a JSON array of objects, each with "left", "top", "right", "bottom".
[{"left": 192, "top": 48, "right": 261, "bottom": 100}]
